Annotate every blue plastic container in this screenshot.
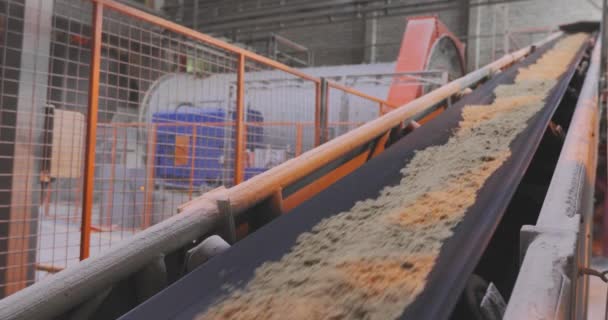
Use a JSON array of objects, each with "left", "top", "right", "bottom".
[{"left": 152, "top": 107, "right": 264, "bottom": 188}]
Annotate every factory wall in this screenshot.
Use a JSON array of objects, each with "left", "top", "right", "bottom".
[
  {"left": 468, "top": 0, "right": 601, "bottom": 71},
  {"left": 166, "top": 0, "right": 601, "bottom": 71},
  {"left": 281, "top": 8, "right": 467, "bottom": 66},
  {"left": 279, "top": 20, "right": 366, "bottom": 66},
  {"left": 279, "top": 0, "right": 601, "bottom": 68},
  {"left": 164, "top": 0, "right": 469, "bottom": 67},
  {"left": 365, "top": 8, "right": 468, "bottom": 64}
]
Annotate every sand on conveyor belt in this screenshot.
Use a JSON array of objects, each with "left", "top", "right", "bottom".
[{"left": 197, "top": 33, "right": 588, "bottom": 320}]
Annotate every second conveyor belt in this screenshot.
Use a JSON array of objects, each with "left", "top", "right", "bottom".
[{"left": 121, "top": 33, "right": 591, "bottom": 320}]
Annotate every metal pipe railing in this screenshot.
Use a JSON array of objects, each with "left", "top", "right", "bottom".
[{"left": 0, "top": 32, "right": 561, "bottom": 320}]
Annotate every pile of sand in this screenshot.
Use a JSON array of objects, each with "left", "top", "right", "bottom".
[{"left": 197, "top": 33, "right": 588, "bottom": 320}]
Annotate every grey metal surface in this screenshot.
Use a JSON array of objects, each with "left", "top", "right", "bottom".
[{"left": 504, "top": 38, "right": 601, "bottom": 320}]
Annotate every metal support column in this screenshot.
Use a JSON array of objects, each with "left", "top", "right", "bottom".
[
  {"left": 314, "top": 81, "right": 322, "bottom": 146},
  {"left": 80, "top": 2, "right": 103, "bottom": 260},
  {"left": 363, "top": 12, "right": 378, "bottom": 64},
  {"left": 233, "top": 53, "right": 246, "bottom": 185},
  {"left": 319, "top": 78, "right": 329, "bottom": 144},
  {"left": 0, "top": 0, "right": 53, "bottom": 296}
]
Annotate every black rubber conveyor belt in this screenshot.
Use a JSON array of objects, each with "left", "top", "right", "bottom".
[{"left": 121, "top": 34, "right": 589, "bottom": 320}]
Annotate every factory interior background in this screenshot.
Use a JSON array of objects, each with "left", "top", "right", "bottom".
[{"left": 0, "top": 0, "right": 608, "bottom": 319}]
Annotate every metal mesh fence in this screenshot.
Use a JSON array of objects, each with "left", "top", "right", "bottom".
[
  {"left": 243, "top": 59, "right": 318, "bottom": 171},
  {"left": 0, "top": 0, "right": 396, "bottom": 297},
  {"left": 89, "top": 8, "right": 241, "bottom": 258},
  {"left": 324, "top": 71, "right": 448, "bottom": 139},
  {"left": 506, "top": 27, "right": 555, "bottom": 53},
  {"left": 0, "top": 0, "right": 93, "bottom": 296},
  {"left": 326, "top": 84, "right": 381, "bottom": 140}
]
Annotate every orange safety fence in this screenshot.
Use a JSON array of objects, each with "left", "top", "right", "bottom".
[{"left": 0, "top": 0, "right": 396, "bottom": 297}]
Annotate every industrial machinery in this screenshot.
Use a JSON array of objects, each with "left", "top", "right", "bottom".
[
  {"left": 152, "top": 106, "right": 265, "bottom": 187},
  {"left": 0, "top": 2, "right": 603, "bottom": 319},
  {"left": 136, "top": 15, "right": 461, "bottom": 189}
]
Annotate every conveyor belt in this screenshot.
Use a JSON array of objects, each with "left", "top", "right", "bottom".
[{"left": 120, "top": 35, "right": 589, "bottom": 320}]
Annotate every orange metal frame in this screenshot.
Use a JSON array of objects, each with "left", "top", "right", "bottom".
[
  {"left": 80, "top": 3, "right": 103, "bottom": 260},
  {"left": 76, "top": 0, "right": 401, "bottom": 260},
  {"left": 234, "top": 54, "right": 246, "bottom": 185}
]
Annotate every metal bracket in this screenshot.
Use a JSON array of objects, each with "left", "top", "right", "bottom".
[
  {"left": 506, "top": 226, "right": 578, "bottom": 320},
  {"left": 579, "top": 267, "right": 608, "bottom": 282},
  {"left": 217, "top": 198, "right": 237, "bottom": 244},
  {"left": 579, "top": 266, "right": 608, "bottom": 320},
  {"left": 319, "top": 77, "right": 329, "bottom": 143},
  {"left": 519, "top": 224, "right": 578, "bottom": 264}
]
